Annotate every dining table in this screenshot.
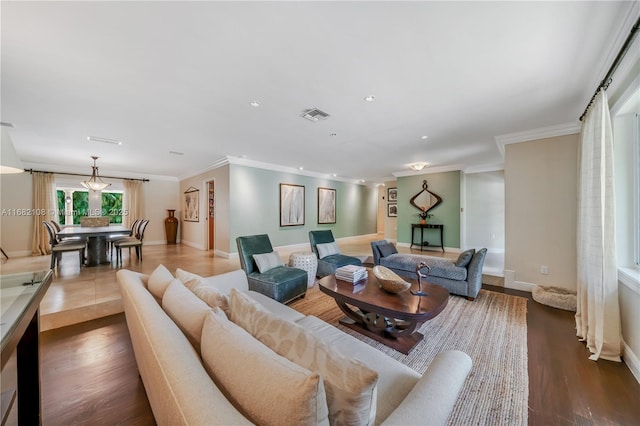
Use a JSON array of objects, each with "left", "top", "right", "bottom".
[{"left": 56, "top": 225, "right": 131, "bottom": 266}]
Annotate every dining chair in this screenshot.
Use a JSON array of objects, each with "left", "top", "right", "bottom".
[
  {"left": 114, "top": 219, "right": 149, "bottom": 266},
  {"left": 109, "top": 219, "right": 140, "bottom": 259},
  {"left": 50, "top": 220, "right": 86, "bottom": 244},
  {"left": 43, "top": 221, "right": 86, "bottom": 269}
]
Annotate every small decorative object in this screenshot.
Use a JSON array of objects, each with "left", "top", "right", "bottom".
[
  {"left": 411, "top": 262, "right": 431, "bottom": 297},
  {"left": 373, "top": 265, "right": 411, "bottom": 293},
  {"left": 184, "top": 187, "right": 199, "bottom": 222},
  {"left": 387, "top": 203, "right": 397, "bottom": 217},
  {"left": 317, "top": 187, "right": 336, "bottom": 224},
  {"left": 387, "top": 187, "right": 397, "bottom": 202},
  {"left": 165, "top": 209, "right": 178, "bottom": 244},
  {"left": 417, "top": 207, "right": 433, "bottom": 224},
  {"left": 280, "top": 183, "right": 305, "bottom": 226}
]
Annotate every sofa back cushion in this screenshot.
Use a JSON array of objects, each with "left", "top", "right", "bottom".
[
  {"left": 162, "top": 279, "right": 211, "bottom": 352},
  {"left": 201, "top": 309, "right": 329, "bottom": 426},
  {"left": 230, "top": 289, "right": 379, "bottom": 425},
  {"left": 148, "top": 264, "right": 175, "bottom": 299},
  {"left": 176, "top": 268, "right": 249, "bottom": 294}
]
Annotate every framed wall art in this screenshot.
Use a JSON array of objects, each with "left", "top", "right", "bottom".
[
  {"left": 184, "top": 186, "right": 199, "bottom": 222},
  {"left": 280, "top": 183, "right": 305, "bottom": 226},
  {"left": 387, "top": 187, "right": 398, "bottom": 202},
  {"left": 317, "top": 187, "right": 336, "bottom": 224},
  {"left": 387, "top": 203, "right": 397, "bottom": 217}
]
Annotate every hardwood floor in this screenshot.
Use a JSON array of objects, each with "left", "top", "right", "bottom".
[{"left": 9, "top": 236, "right": 640, "bottom": 424}]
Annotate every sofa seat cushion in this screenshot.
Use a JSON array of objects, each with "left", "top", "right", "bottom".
[
  {"left": 380, "top": 254, "right": 467, "bottom": 281},
  {"left": 321, "top": 253, "right": 362, "bottom": 268},
  {"left": 296, "top": 315, "right": 421, "bottom": 424},
  {"left": 230, "top": 289, "right": 379, "bottom": 425},
  {"left": 201, "top": 309, "right": 329, "bottom": 426},
  {"left": 248, "top": 265, "right": 307, "bottom": 285}
]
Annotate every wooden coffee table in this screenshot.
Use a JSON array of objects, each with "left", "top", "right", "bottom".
[{"left": 318, "top": 270, "right": 449, "bottom": 354}]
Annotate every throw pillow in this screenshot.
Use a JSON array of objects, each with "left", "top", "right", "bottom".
[
  {"left": 455, "top": 249, "right": 476, "bottom": 268},
  {"left": 175, "top": 269, "right": 230, "bottom": 314},
  {"left": 316, "top": 241, "right": 340, "bottom": 259},
  {"left": 162, "top": 279, "right": 211, "bottom": 352},
  {"left": 229, "top": 289, "right": 379, "bottom": 426},
  {"left": 252, "top": 251, "right": 282, "bottom": 273},
  {"left": 378, "top": 242, "right": 398, "bottom": 258},
  {"left": 147, "top": 264, "right": 175, "bottom": 299},
  {"left": 201, "top": 309, "right": 329, "bottom": 426}
]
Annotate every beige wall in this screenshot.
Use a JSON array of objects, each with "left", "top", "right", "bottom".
[
  {"left": 179, "top": 165, "right": 230, "bottom": 254},
  {"left": 504, "top": 134, "right": 579, "bottom": 290},
  {"left": 0, "top": 172, "right": 179, "bottom": 257},
  {"left": 0, "top": 172, "right": 36, "bottom": 256}
]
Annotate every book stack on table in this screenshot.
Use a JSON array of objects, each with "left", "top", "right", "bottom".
[{"left": 335, "top": 265, "right": 368, "bottom": 283}]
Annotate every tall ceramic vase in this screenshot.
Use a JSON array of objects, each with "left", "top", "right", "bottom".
[{"left": 165, "top": 209, "right": 178, "bottom": 244}]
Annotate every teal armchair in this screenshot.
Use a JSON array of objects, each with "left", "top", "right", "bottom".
[
  {"left": 308, "top": 230, "right": 362, "bottom": 277},
  {"left": 236, "top": 234, "right": 307, "bottom": 304}
]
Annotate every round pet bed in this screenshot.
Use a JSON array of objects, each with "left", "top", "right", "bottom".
[{"left": 532, "top": 285, "right": 577, "bottom": 312}]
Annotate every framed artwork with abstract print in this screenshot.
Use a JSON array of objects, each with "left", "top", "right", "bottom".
[
  {"left": 317, "top": 187, "right": 336, "bottom": 224},
  {"left": 280, "top": 183, "right": 305, "bottom": 226}
]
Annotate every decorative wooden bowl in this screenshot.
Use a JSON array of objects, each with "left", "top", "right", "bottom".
[{"left": 373, "top": 266, "right": 411, "bottom": 294}]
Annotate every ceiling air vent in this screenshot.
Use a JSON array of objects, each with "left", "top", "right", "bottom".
[{"left": 301, "top": 108, "right": 330, "bottom": 122}]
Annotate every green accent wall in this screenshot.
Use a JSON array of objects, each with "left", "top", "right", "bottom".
[
  {"left": 397, "top": 171, "right": 461, "bottom": 248},
  {"left": 229, "top": 164, "right": 377, "bottom": 252}
]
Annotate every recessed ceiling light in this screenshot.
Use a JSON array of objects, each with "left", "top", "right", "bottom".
[
  {"left": 0, "top": 122, "right": 15, "bottom": 128},
  {"left": 250, "top": 101, "right": 260, "bottom": 107},
  {"left": 421, "top": 135, "right": 429, "bottom": 140},
  {"left": 332, "top": 173, "right": 337, "bottom": 177},
  {"left": 360, "top": 179, "right": 365, "bottom": 183},
  {"left": 330, "top": 133, "right": 337, "bottom": 137},
  {"left": 299, "top": 167, "right": 304, "bottom": 170},
  {"left": 87, "top": 136, "right": 122, "bottom": 145},
  {"left": 364, "top": 95, "right": 376, "bottom": 102}
]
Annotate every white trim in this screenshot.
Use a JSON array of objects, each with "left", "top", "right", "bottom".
[
  {"left": 396, "top": 242, "right": 461, "bottom": 253},
  {"left": 181, "top": 155, "right": 367, "bottom": 184},
  {"left": 619, "top": 267, "right": 640, "bottom": 296},
  {"left": 494, "top": 122, "right": 581, "bottom": 157},
  {"left": 393, "top": 164, "right": 465, "bottom": 178},
  {"left": 3, "top": 250, "right": 33, "bottom": 258},
  {"left": 213, "top": 249, "right": 235, "bottom": 259},
  {"left": 463, "top": 163, "right": 504, "bottom": 174},
  {"left": 508, "top": 280, "right": 535, "bottom": 293},
  {"left": 180, "top": 239, "right": 206, "bottom": 251},
  {"left": 623, "top": 340, "right": 640, "bottom": 385}
]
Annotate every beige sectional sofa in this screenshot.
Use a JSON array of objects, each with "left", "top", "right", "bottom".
[{"left": 117, "top": 266, "right": 472, "bottom": 426}]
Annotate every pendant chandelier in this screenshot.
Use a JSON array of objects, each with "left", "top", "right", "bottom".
[{"left": 81, "top": 156, "right": 111, "bottom": 191}]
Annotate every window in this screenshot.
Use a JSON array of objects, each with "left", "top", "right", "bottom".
[{"left": 56, "top": 189, "right": 123, "bottom": 225}]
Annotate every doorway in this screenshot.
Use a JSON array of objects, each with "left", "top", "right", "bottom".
[{"left": 207, "top": 180, "right": 215, "bottom": 250}]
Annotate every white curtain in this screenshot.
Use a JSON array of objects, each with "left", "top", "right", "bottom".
[
  {"left": 123, "top": 179, "right": 143, "bottom": 227},
  {"left": 31, "top": 172, "right": 56, "bottom": 255},
  {"left": 575, "top": 90, "right": 622, "bottom": 362}
]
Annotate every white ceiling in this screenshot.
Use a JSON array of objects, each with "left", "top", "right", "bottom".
[{"left": 1, "top": 1, "right": 636, "bottom": 183}]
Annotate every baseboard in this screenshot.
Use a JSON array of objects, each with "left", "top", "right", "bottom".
[
  {"left": 507, "top": 280, "right": 535, "bottom": 293},
  {"left": 623, "top": 340, "right": 640, "bottom": 385},
  {"left": 2, "top": 249, "right": 32, "bottom": 258},
  {"left": 396, "top": 242, "right": 460, "bottom": 253},
  {"left": 180, "top": 239, "right": 206, "bottom": 250}
]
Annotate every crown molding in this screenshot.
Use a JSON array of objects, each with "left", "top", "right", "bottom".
[
  {"left": 494, "top": 122, "right": 581, "bottom": 157},
  {"left": 180, "top": 155, "right": 367, "bottom": 185},
  {"left": 463, "top": 163, "right": 504, "bottom": 174},
  {"left": 392, "top": 163, "right": 465, "bottom": 178}
]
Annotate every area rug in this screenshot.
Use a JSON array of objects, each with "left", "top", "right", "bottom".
[{"left": 290, "top": 286, "right": 529, "bottom": 426}]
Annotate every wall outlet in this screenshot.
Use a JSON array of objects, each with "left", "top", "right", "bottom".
[{"left": 540, "top": 265, "right": 549, "bottom": 275}]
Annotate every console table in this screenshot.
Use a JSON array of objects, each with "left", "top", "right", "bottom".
[
  {"left": 410, "top": 223, "right": 444, "bottom": 252},
  {"left": 1, "top": 269, "right": 53, "bottom": 425}
]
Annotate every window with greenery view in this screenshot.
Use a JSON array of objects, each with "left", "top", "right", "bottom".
[{"left": 56, "top": 190, "right": 123, "bottom": 225}]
